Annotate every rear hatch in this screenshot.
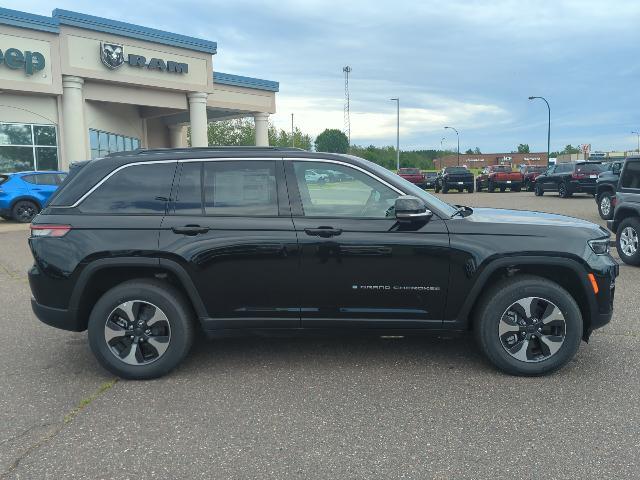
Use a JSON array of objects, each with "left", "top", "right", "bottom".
[
  {"left": 574, "top": 163, "right": 604, "bottom": 187},
  {"left": 445, "top": 168, "right": 473, "bottom": 182}
]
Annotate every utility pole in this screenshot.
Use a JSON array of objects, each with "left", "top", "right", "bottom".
[
  {"left": 291, "top": 113, "right": 294, "bottom": 147},
  {"left": 390, "top": 98, "right": 400, "bottom": 170},
  {"left": 529, "top": 96, "right": 551, "bottom": 166},
  {"left": 343, "top": 66, "right": 352, "bottom": 146},
  {"left": 632, "top": 131, "right": 640, "bottom": 153},
  {"left": 444, "top": 126, "right": 459, "bottom": 166}
]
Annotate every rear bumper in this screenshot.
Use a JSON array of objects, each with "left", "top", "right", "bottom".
[
  {"left": 568, "top": 181, "right": 597, "bottom": 194},
  {"left": 31, "top": 298, "right": 83, "bottom": 332}
]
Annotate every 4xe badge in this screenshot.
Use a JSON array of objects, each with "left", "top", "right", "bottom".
[{"left": 98, "top": 41, "right": 188, "bottom": 74}]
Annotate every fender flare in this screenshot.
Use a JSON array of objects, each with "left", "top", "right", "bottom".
[
  {"left": 68, "top": 257, "right": 208, "bottom": 320},
  {"left": 454, "top": 255, "right": 596, "bottom": 327},
  {"left": 611, "top": 204, "right": 640, "bottom": 232}
]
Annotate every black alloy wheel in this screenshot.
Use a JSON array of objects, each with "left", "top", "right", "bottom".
[{"left": 12, "top": 200, "right": 39, "bottom": 223}]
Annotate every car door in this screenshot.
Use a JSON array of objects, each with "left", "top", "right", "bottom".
[
  {"left": 540, "top": 166, "right": 557, "bottom": 190},
  {"left": 158, "top": 159, "right": 300, "bottom": 330},
  {"left": 286, "top": 159, "right": 450, "bottom": 329}
]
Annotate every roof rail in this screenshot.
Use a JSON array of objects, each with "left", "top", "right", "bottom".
[{"left": 105, "top": 146, "right": 307, "bottom": 157}]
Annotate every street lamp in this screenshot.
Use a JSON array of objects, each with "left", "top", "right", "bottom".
[
  {"left": 632, "top": 131, "right": 640, "bottom": 153},
  {"left": 390, "top": 98, "right": 400, "bottom": 170},
  {"left": 529, "top": 96, "right": 551, "bottom": 166},
  {"left": 444, "top": 126, "right": 459, "bottom": 166}
]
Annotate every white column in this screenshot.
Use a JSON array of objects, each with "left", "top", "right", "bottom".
[
  {"left": 187, "top": 92, "right": 208, "bottom": 147},
  {"left": 254, "top": 112, "right": 269, "bottom": 146},
  {"left": 168, "top": 125, "right": 186, "bottom": 148},
  {"left": 61, "top": 76, "right": 86, "bottom": 168}
]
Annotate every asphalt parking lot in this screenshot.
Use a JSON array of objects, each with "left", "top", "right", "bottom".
[{"left": 1, "top": 191, "right": 639, "bottom": 479}]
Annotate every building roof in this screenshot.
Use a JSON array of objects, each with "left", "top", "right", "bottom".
[{"left": 213, "top": 72, "right": 279, "bottom": 92}]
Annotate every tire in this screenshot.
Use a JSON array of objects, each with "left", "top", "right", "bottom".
[
  {"left": 535, "top": 184, "right": 544, "bottom": 196},
  {"left": 442, "top": 182, "right": 449, "bottom": 194},
  {"left": 435, "top": 184, "right": 441, "bottom": 193},
  {"left": 499, "top": 186, "right": 506, "bottom": 193},
  {"left": 474, "top": 275, "right": 582, "bottom": 376},
  {"left": 616, "top": 218, "right": 640, "bottom": 266},
  {"left": 467, "top": 185, "right": 474, "bottom": 193},
  {"left": 11, "top": 200, "right": 39, "bottom": 223},
  {"left": 597, "top": 192, "right": 614, "bottom": 220},
  {"left": 88, "top": 279, "right": 195, "bottom": 379},
  {"left": 457, "top": 188, "right": 463, "bottom": 193},
  {"left": 525, "top": 180, "right": 533, "bottom": 192},
  {"left": 558, "top": 182, "right": 571, "bottom": 198},
  {"left": 318, "top": 178, "right": 326, "bottom": 185},
  {"left": 476, "top": 181, "right": 482, "bottom": 192},
  {"left": 488, "top": 180, "right": 495, "bottom": 193}
]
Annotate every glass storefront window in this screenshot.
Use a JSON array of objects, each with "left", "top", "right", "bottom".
[
  {"left": 0, "top": 123, "right": 59, "bottom": 172},
  {"left": 89, "top": 129, "right": 141, "bottom": 159}
]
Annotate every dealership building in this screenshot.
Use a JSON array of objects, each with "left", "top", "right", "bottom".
[
  {"left": 436, "top": 152, "right": 548, "bottom": 169},
  {"left": 0, "top": 7, "right": 279, "bottom": 172}
]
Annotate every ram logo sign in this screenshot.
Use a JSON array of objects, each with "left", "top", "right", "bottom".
[{"left": 98, "top": 42, "right": 188, "bottom": 74}]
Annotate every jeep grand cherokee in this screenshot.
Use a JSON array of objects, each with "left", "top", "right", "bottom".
[{"left": 28, "top": 147, "right": 618, "bottom": 379}]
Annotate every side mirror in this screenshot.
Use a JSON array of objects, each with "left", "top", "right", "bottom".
[{"left": 394, "top": 195, "right": 432, "bottom": 222}]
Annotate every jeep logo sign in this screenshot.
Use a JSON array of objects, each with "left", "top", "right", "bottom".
[
  {"left": 0, "top": 48, "right": 46, "bottom": 76},
  {"left": 99, "top": 42, "right": 188, "bottom": 74}
]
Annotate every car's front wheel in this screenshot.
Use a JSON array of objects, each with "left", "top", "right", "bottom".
[
  {"left": 558, "top": 181, "right": 572, "bottom": 198},
  {"left": 597, "top": 192, "right": 614, "bottom": 220},
  {"left": 534, "top": 184, "right": 544, "bottom": 196},
  {"left": 616, "top": 218, "right": 640, "bottom": 266},
  {"left": 12, "top": 200, "right": 39, "bottom": 223},
  {"left": 474, "top": 275, "right": 582, "bottom": 376},
  {"left": 88, "top": 279, "right": 195, "bottom": 379}
]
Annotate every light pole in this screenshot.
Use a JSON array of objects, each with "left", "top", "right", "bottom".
[
  {"left": 444, "top": 126, "right": 459, "bottom": 166},
  {"left": 390, "top": 98, "right": 400, "bottom": 170},
  {"left": 529, "top": 96, "right": 550, "bottom": 166},
  {"left": 291, "top": 113, "right": 295, "bottom": 147},
  {"left": 632, "top": 131, "right": 640, "bottom": 153}
]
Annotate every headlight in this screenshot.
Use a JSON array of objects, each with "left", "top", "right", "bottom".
[{"left": 588, "top": 238, "right": 610, "bottom": 255}]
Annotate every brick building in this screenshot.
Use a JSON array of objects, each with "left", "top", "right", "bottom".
[{"left": 435, "top": 152, "right": 548, "bottom": 169}]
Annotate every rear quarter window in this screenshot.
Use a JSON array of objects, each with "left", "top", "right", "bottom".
[
  {"left": 621, "top": 161, "right": 640, "bottom": 189},
  {"left": 0, "top": 175, "right": 9, "bottom": 185},
  {"left": 79, "top": 162, "right": 177, "bottom": 214}
]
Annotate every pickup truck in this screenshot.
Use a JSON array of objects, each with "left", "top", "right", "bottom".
[
  {"left": 476, "top": 165, "right": 523, "bottom": 192},
  {"left": 520, "top": 165, "right": 547, "bottom": 191},
  {"left": 434, "top": 166, "right": 474, "bottom": 193},
  {"left": 397, "top": 168, "right": 425, "bottom": 187}
]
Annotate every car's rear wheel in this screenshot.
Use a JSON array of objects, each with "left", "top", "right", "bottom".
[
  {"left": 525, "top": 179, "right": 533, "bottom": 192},
  {"left": 467, "top": 185, "right": 474, "bottom": 193},
  {"left": 88, "top": 279, "right": 195, "bottom": 379},
  {"left": 442, "top": 182, "right": 449, "bottom": 194},
  {"left": 598, "top": 192, "right": 614, "bottom": 220},
  {"left": 535, "top": 184, "right": 544, "bottom": 196},
  {"left": 488, "top": 180, "right": 495, "bottom": 193},
  {"left": 11, "top": 200, "right": 39, "bottom": 223},
  {"left": 558, "top": 181, "right": 571, "bottom": 198},
  {"left": 616, "top": 218, "right": 640, "bottom": 266},
  {"left": 474, "top": 275, "right": 582, "bottom": 376}
]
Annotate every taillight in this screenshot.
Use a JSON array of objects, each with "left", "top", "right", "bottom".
[{"left": 30, "top": 225, "right": 71, "bottom": 238}]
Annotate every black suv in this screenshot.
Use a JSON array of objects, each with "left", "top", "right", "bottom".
[
  {"left": 29, "top": 147, "right": 617, "bottom": 379},
  {"left": 608, "top": 155, "right": 640, "bottom": 265},
  {"left": 434, "top": 166, "right": 474, "bottom": 193},
  {"left": 534, "top": 161, "right": 604, "bottom": 198},
  {"left": 595, "top": 160, "right": 624, "bottom": 220}
]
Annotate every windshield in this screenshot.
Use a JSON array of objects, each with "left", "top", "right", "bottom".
[
  {"left": 577, "top": 163, "right": 604, "bottom": 173},
  {"left": 350, "top": 156, "right": 458, "bottom": 217}
]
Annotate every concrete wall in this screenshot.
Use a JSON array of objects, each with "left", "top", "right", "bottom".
[
  {"left": 0, "top": 93, "right": 58, "bottom": 125},
  {"left": 85, "top": 100, "right": 144, "bottom": 142}
]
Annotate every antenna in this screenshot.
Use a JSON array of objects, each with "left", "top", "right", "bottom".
[{"left": 343, "top": 66, "right": 352, "bottom": 145}]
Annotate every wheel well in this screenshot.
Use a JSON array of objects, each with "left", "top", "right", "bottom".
[
  {"left": 596, "top": 185, "right": 614, "bottom": 201},
  {"left": 468, "top": 265, "right": 590, "bottom": 335},
  {"left": 614, "top": 207, "right": 639, "bottom": 228},
  {"left": 75, "top": 266, "right": 196, "bottom": 330}
]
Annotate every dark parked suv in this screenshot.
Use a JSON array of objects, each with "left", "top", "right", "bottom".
[
  {"left": 534, "top": 161, "right": 604, "bottom": 198},
  {"left": 595, "top": 160, "right": 624, "bottom": 220},
  {"left": 29, "top": 147, "right": 617, "bottom": 379},
  {"left": 608, "top": 156, "right": 640, "bottom": 265}
]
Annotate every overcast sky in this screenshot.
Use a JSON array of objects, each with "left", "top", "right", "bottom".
[{"left": 7, "top": 0, "right": 640, "bottom": 153}]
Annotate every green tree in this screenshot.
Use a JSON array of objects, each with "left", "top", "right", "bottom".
[
  {"left": 517, "top": 143, "right": 530, "bottom": 153},
  {"left": 465, "top": 148, "right": 474, "bottom": 154},
  {"left": 315, "top": 129, "right": 349, "bottom": 153},
  {"left": 269, "top": 126, "right": 313, "bottom": 150},
  {"left": 473, "top": 147, "right": 481, "bottom": 154},
  {"left": 205, "top": 118, "right": 255, "bottom": 146}
]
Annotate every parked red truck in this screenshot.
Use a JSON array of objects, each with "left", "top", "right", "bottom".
[
  {"left": 520, "top": 165, "right": 548, "bottom": 191},
  {"left": 397, "top": 167, "right": 426, "bottom": 187},
  {"left": 476, "top": 164, "right": 523, "bottom": 192}
]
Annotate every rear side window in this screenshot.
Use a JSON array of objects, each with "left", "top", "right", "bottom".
[
  {"left": 34, "top": 173, "right": 66, "bottom": 185},
  {"left": 576, "top": 163, "right": 603, "bottom": 174},
  {"left": 174, "top": 162, "right": 203, "bottom": 215},
  {"left": 79, "top": 162, "right": 176, "bottom": 214},
  {"left": 621, "top": 161, "right": 640, "bottom": 190},
  {"left": 21, "top": 175, "right": 36, "bottom": 184},
  {"left": 203, "top": 161, "right": 278, "bottom": 216}
]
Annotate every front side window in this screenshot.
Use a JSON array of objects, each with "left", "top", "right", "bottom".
[
  {"left": 80, "top": 162, "right": 176, "bottom": 214},
  {"left": 293, "top": 161, "right": 399, "bottom": 218},
  {"left": 621, "top": 161, "right": 640, "bottom": 190},
  {"left": 0, "top": 122, "right": 59, "bottom": 172},
  {"left": 204, "top": 161, "right": 278, "bottom": 216}
]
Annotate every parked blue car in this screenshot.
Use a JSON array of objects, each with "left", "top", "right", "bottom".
[{"left": 0, "top": 171, "right": 67, "bottom": 223}]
